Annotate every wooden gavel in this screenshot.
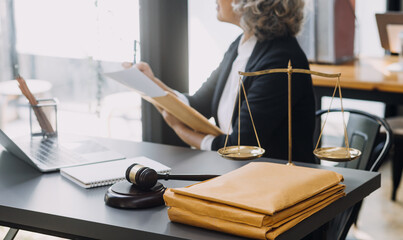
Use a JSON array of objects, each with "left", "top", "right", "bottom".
[{"left": 125, "top": 163, "right": 219, "bottom": 189}]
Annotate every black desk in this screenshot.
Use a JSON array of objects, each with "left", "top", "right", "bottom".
[{"left": 0, "top": 139, "right": 380, "bottom": 240}]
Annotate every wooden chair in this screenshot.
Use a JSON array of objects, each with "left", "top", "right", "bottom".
[{"left": 315, "top": 108, "right": 393, "bottom": 240}]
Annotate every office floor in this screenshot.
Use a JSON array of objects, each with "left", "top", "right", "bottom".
[{"left": 346, "top": 159, "right": 403, "bottom": 240}]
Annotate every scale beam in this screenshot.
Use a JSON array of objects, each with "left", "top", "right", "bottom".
[{"left": 218, "top": 61, "right": 361, "bottom": 163}]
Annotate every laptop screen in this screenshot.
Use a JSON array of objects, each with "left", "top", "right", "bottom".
[{"left": 376, "top": 12, "right": 403, "bottom": 54}]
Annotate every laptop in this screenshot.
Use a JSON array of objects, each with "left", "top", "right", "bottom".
[
  {"left": 376, "top": 12, "right": 403, "bottom": 54},
  {"left": 0, "top": 129, "right": 126, "bottom": 172},
  {"left": 375, "top": 13, "right": 403, "bottom": 71}
]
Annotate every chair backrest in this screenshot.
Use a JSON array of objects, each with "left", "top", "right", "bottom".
[
  {"left": 315, "top": 108, "right": 393, "bottom": 240},
  {"left": 316, "top": 108, "right": 393, "bottom": 172}
]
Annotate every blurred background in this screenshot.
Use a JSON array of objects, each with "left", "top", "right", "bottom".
[{"left": 0, "top": 0, "right": 402, "bottom": 239}]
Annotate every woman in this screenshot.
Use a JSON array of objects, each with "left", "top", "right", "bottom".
[{"left": 130, "top": 0, "right": 316, "bottom": 164}]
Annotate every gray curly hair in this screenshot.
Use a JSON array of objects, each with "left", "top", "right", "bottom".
[{"left": 232, "top": 0, "right": 305, "bottom": 41}]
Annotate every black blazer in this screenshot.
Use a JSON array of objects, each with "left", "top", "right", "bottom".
[{"left": 186, "top": 35, "right": 316, "bottom": 164}]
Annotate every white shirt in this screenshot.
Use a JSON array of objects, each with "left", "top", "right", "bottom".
[{"left": 176, "top": 34, "right": 257, "bottom": 150}]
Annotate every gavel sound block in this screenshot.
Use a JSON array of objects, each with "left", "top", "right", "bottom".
[{"left": 104, "top": 163, "right": 218, "bottom": 209}]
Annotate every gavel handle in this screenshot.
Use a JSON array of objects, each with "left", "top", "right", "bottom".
[{"left": 157, "top": 174, "right": 219, "bottom": 181}]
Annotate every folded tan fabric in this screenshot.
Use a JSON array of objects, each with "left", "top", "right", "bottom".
[
  {"left": 171, "top": 162, "right": 343, "bottom": 215},
  {"left": 164, "top": 184, "right": 345, "bottom": 228},
  {"left": 167, "top": 191, "right": 345, "bottom": 240},
  {"left": 165, "top": 162, "right": 344, "bottom": 239}
]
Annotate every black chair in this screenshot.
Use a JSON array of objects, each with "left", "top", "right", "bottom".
[
  {"left": 315, "top": 108, "right": 393, "bottom": 240},
  {"left": 383, "top": 116, "right": 403, "bottom": 201}
]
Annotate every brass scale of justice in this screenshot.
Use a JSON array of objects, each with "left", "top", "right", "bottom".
[{"left": 217, "top": 60, "right": 362, "bottom": 164}]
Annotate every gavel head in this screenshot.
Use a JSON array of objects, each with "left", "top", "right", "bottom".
[{"left": 125, "top": 163, "right": 158, "bottom": 189}]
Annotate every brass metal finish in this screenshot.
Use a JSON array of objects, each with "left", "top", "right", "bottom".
[
  {"left": 218, "top": 146, "right": 265, "bottom": 160},
  {"left": 129, "top": 164, "right": 145, "bottom": 184},
  {"left": 219, "top": 75, "right": 263, "bottom": 161},
  {"left": 313, "top": 74, "right": 361, "bottom": 162},
  {"left": 239, "top": 68, "right": 341, "bottom": 78},
  {"left": 287, "top": 61, "right": 292, "bottom": 165},
  {"left": 218, "top": 61, "right": 360, "bottom": 163},
  {"left": 313, "top": 147, "right": 361, "bottom": 162}
]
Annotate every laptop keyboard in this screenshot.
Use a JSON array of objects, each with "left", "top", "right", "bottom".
[{"left": 19, "top": 137, "right": 86, "bottom": 168}]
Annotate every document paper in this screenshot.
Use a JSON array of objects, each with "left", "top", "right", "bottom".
[
  {"left": 104, "top": 68, "right": 166, "bottom": 97},
  {"left": 104, "top": 67, "right": 224, "bottom": 136}
]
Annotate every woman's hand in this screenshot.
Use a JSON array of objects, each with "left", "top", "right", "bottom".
[
  {"left": 122, "top": 62, "right": 133, "bottom": 69},
  {"left": 122, "top": 61, "right": 175, "bottom": 95},
  {"left": 134, "top": 62, "right": 156, "bottom": 80},
  {"left": 161, "top": 109, "right": 184, "bottom": 129},
  {"left": 121, "top": 61, "right": 156, "bottom": 79},
  {"left": 161, "top": 110, "right": 205, "bottom": 149},
  {"left": 135, "top": 62, "right": 173, "bottom": 93}
]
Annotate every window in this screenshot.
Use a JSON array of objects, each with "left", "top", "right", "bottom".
[
  {"left": 1, "top": 0, "right": 141, "bottom": 140},
  {"left": 188, "top": 0, "right": 242, "bottom": 94}
]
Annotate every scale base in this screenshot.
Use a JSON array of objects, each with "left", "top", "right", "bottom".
[{"left": 104, "top": 181, "right": 166, "bottom": 209}]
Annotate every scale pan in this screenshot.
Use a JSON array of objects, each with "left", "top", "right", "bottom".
[
  {"left": 218, "top": 146, "right": 265, "bottom": 160},
  {"left": 313, "top": 147, "right": 361, "bottom": 162}
]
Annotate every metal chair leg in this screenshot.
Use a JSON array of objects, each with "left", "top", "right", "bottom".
[
  {"left": 4, "top": 228, "right": 19, "bottom": 240},
  {"left": 392, "top": 137, "right": 403, "bottom": 201}
]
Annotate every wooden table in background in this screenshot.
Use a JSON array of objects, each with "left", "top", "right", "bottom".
[{"left": 310, "top": 56, "right": 403, "bottom": 115}]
